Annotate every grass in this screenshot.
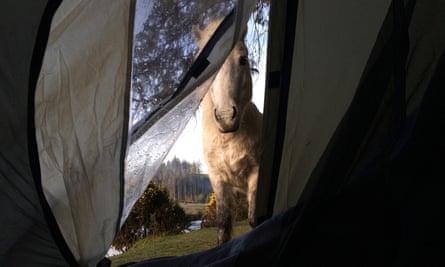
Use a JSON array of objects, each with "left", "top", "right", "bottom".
[
  {"left": 110, "top": 220, "right": 251, "bottom": 267},
  {"left": 179, "top": 202, "right": 206, "bottom": 217}
]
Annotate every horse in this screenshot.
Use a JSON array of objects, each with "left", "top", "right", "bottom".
[{"left": 193, "top": 18, "right": 263, "bottom": 245}]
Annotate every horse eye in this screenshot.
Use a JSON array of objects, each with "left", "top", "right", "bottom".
[{"left": 239, "top": 56, "right": 248, "bottom": 66}]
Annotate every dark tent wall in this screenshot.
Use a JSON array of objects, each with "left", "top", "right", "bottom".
[
  {"left": 257, "top": 0, "right": 445, "bottom": 265},
  {"left": 0, "top": 0, "right": 71, "bottom": 266},
  {"left": 405, "top": 1, "right": 445, "bottom": 114},
  {"left": 257, "top": 0, "right": 445, "bottom": 220}
]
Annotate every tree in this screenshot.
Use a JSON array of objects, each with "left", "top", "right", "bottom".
[
  {"left": 246, "top": 0, "right": 270, "bottom": 74},
  {"left": 152, "top": 158, "right": 212, "bottom": 202},
  {"left": 112, "top": 181, "right": 188, "bottom": 252}
]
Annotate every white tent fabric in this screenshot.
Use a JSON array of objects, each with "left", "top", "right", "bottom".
[{"left": 35, "top": 1, "right": 134, "bottom": 265}]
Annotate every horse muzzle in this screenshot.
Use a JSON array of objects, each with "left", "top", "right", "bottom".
[{"left": 214, "top": 107, "right": 239, "bottom": 133}]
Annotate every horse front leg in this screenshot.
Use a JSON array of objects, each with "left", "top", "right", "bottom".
[
  {"left": 214, "top": 182, "right": 235, "bottom": 245},
  {"left": 247, "top": 167, "right": 259, "bottom": 228}
]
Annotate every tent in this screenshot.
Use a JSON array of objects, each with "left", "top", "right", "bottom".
[{"left": 1, "top": 0, "right": 444, "bottom": 266}]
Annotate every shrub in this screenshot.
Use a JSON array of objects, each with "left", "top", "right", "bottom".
[
  {"left": 112, "top": 181, "right": 189, "bottom": 251},
  {"left": 200, "top": 192, "right": 248, "bottom": 228},
  {"left": 201, "top": 193, "right": 217, "bottom": 228}
]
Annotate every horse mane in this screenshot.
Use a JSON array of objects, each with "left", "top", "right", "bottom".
[{"left": 192, "top": 18, "right": 224, "bottom": 51}]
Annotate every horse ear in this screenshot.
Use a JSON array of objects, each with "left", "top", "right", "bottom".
[{"left": 192, "top": 25, "right": 201, "bottom": 40}]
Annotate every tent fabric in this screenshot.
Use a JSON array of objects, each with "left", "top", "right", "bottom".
[
  {"left": 1, "top": 0, "right": 445, "bottom": 266},
  {"left": 35, "top": 1, "right": 135, "bottom": 265},
  {"left": 254, "top": 0, "right": 299, "bottom": 224},
  {"left": 389, "top": 50, "right": 445, "bottom": 265},
  {"left": 261, "top": 0, "right": 393, "bottom": 216},
  {"left": 288, "top": 0, "right": 444, "bottom": 218},
  {"left": 300, "top": 0, "right": 414, "bottom": 204},
  {"left": 262, "top": 0, "right": 445, "bottom": 265},
  {"left": 255, "top": 0, "right": 392, "bottom": 219},
  {"left": 0, "top": 0, "right": 70, "bottom": 266},
  {"left": 257, "top": 0, "right": 445, "bottom": 218}
]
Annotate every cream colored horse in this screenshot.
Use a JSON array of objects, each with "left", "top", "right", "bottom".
[{"left": 193, "top": 19, "right": 263, "bottom": 245}]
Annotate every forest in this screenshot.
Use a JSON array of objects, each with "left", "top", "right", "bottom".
[{"left": 152, "top": 157, "right": 213, "bottom": 203}]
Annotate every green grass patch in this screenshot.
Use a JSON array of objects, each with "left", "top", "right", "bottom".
[{"left": 110, "top": 220, "right": 251, "bottom": 267}]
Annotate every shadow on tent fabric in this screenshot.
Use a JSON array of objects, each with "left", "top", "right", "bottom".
[{"left": 388, "top": 50, "right": 445, "bottom": 266}]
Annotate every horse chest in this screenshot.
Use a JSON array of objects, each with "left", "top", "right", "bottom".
[{"left": 205, "top": 135, "right": 255, "bottom": 184}]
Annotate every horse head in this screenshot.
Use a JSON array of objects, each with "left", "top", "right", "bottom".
[{"left": 193, "top": 19, "right": 252, "bottom": 133}]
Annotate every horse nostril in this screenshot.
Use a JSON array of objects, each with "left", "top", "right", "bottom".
[
  {"left": 214, "top": 108, "right": 219, "bottom": 120},
  {"left": 239, "top": 56, "right": 248, "bottom": 66},
  {"left": 232, "top": 106, "right": 237, "bottom": 119}
]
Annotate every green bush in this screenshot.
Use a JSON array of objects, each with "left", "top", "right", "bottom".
[
  {"left": 112, "top": 181, "right": 189, "bottom": 251},
  {"left": 200, "top": 193, "right": 217, "bottom": 228}
]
